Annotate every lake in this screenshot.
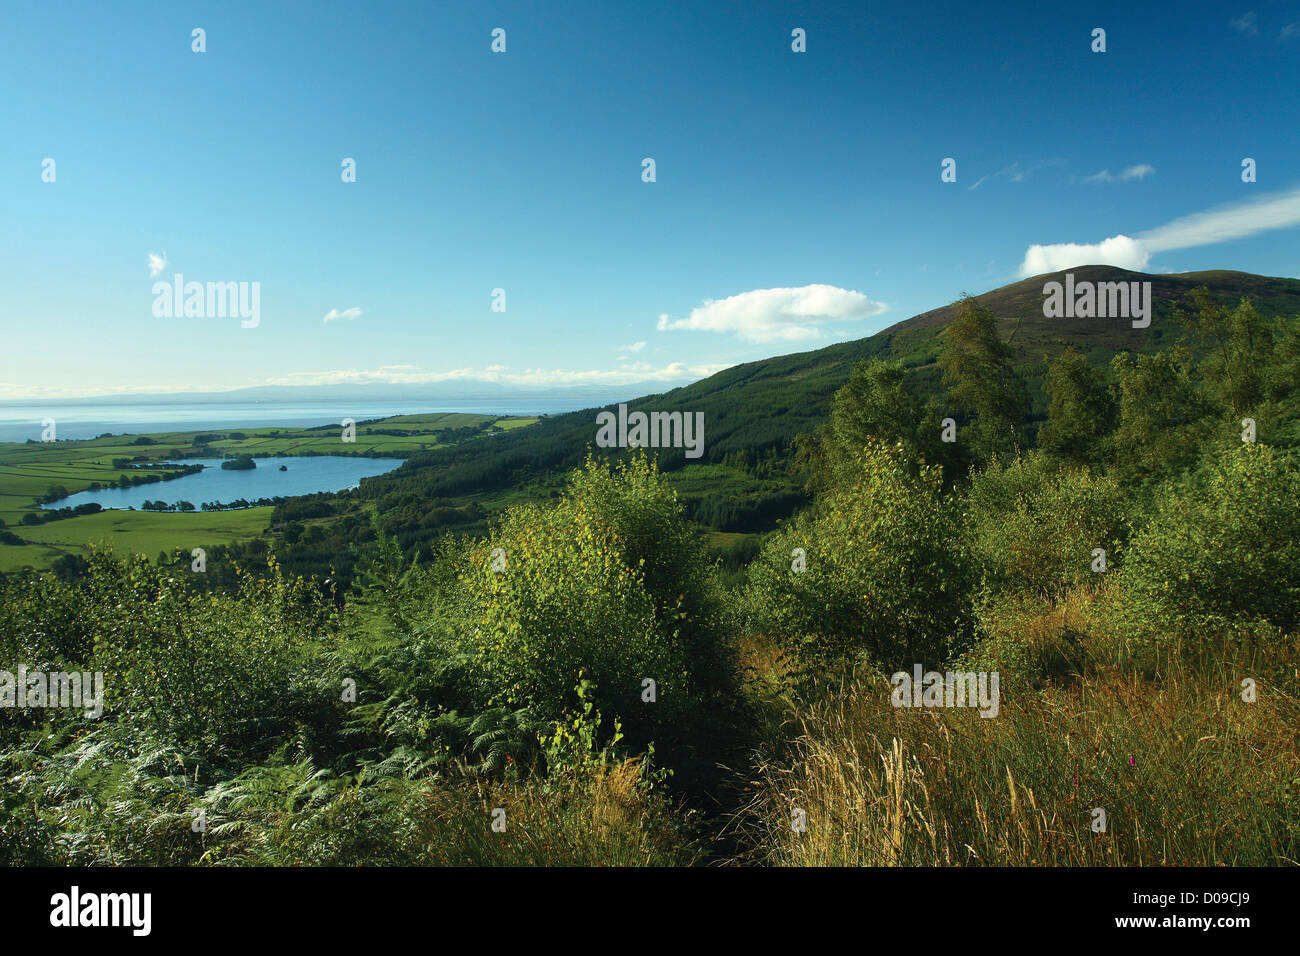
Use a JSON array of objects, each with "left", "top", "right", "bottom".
[{"left": 41, "top": 457, "right": 404, "bottom": 511}]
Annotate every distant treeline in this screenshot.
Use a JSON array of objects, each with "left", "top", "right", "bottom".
[
  {"left": 16, "top": 501, "right": 104, "bottom": 526},
  {"left": 96, "top": 463, "right": 204, "bottom": 490}
]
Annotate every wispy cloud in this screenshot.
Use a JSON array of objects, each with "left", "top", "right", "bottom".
[
  {"left": 969, "top": 159, "right": 1065, "bottom": 190},
  {"left": 0, "top": 380, "right": 221, "bottom": 400},
  {"left": 656, "top": 284, "right": 886, "bottom": 342},
  {"left": 1141, "top": 185, "right": 1300, "bottom": 251},
  {"left": 1231, "top": 12, "right": 1259, "bottom": 35},
  {"left": 1018, "top": 184, "right": 1300, "bottom": 275},
  {"left": 1084, "top": 164, "right": 1155, "bottom": 183},
  {"left": 1231, "top": 11, "right": 1300, "bottom": 38},
  {"left": 147, "top": 252, "right": 167, "bottom": 277},
  {"left": 617, "top": 341, "right": 647, "bottom": 354},
  {"left": 322, "top": 307, "right": 363, "bottom": 323}
]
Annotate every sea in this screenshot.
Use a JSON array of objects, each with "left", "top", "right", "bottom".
[{"left": 0, "top": 400, "right": 582, "bottom": 444}]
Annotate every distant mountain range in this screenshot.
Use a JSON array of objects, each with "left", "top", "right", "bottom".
[{"left": 0, "top": 380, "right": 683, "bottom": 409}]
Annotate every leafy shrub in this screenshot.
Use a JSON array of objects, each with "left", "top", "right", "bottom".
[
  {"left": 744, "top": 440, "right": 975, "bottom": 677},
  {"left": 455, "top": 455, "right": 734, "bottom": 737},
  {"left": 965, "top": 452, "right": 1130, "bottom": 600},
  {"left": 1118, "top": 443, "right": 1300, "bottom": 639},
  {"left": 0, "top": 570, "right": 99, "bottom": 673},
  {"left": 83, "top": 551, "right": 334, "bottom": 761}
]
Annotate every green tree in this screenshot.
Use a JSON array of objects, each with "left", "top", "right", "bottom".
[
  {"left": 43, "top": 484, "right": 70, "bottom": 504},
  {"left": 1178, "top": 289, "right": 1274, "bottom": 416},
  {"left": 1110, "top": 349, "right": 1214, "bottom": 483},
  {"left": 796, "top": 358, "right": 964, "bottom": 490},
  {"left": 1038, "top": 347, "right": 1117, "bottom": 465},
  {"left": 937, "top": 296, "right": 1028, "bottom": 462}
]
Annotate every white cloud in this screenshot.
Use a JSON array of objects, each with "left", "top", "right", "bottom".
[
  {"left": 506, "top": 362, "right": 733, "bottom": 386},
  {"left": 656, "top": 284, "right": 886, "bottom": 342},
  {"left": 1018, "top": 185, "right": 1300, "bottom": 276},
  {"left": 1280, "top": 21, "right": 1300, "bottom": 38},
  {"left": 1019, "top": 235, "right": 1151, "bottom": 276},
  {"left": 147, "top": 252, "right": 167, "bottom": 277},
  {"left": 1139, "top": 185, "right": 1300, "bottom": 252},
  {"left": 969, "top": 159, "right": 1066, "bottom": 190},
  {"left": 617, "top": 341, "right": 647, "bottom": 354},
  {"left": 1084, "top": 164, "right": 1155, "bottom": 183},
  {"left": 1231, "top": 12, "right": 1259, "bottom": 35},
  {"left": 322, "top": 307, "right": 363, "bottom": 323}
]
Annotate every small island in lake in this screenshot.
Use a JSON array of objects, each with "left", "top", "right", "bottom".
[{"left": 221, "top": 454, "right": 257, "bottom": 471}]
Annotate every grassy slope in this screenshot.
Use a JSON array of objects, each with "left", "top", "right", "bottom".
[{"left": 0, "top": 507, "right": 275, "bottom": 572}]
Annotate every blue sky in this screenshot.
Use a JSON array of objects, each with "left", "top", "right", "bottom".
[{"left": 2, "top": 0, "right": 1299, "bottom": 400}]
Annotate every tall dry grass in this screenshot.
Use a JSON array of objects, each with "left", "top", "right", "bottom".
[{"left": 735, "top": 586, "right": 1300, "bottom": 866}]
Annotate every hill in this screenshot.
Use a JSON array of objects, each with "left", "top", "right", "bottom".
[
  {"left": 353, "top": 266, "right": 1300, "bottom": 542},
  {"left": 883, "top": 266, "right": 1300, "bottom": 361}
]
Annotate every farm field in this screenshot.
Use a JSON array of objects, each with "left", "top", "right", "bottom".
[{"left": 0, "top": 507, "right": 274, "bottom": 572}]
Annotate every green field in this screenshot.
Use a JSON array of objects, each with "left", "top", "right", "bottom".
[
  {"left": 0, "top": 412, "right": 537, "bottom": 571},
  {"left": 0, "top": 507, "right": 274, "bottom": 572}
]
